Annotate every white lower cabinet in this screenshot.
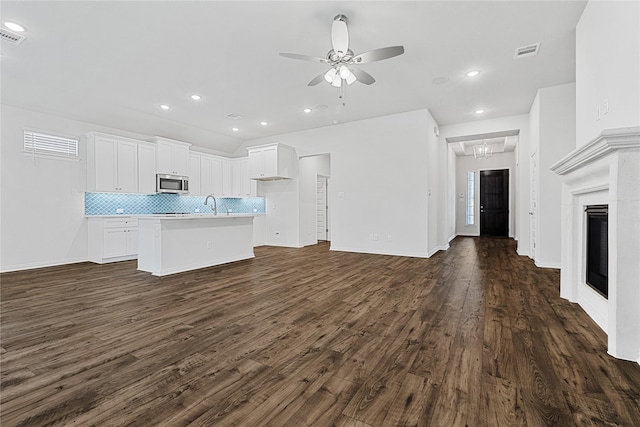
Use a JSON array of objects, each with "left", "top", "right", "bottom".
[{"left": 88, "top": 217, "right": 139, "bottom": 263}]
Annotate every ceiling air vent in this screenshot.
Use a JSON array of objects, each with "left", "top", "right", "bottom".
[
  {"left": 514, "top": 43, "right": 540, "bottom": 59},
  {"left": 0, "top": 28, "right": 26, "bottom": 45},
  {"left": 224, "top": 113, "right": 242, "bottom": 119}
]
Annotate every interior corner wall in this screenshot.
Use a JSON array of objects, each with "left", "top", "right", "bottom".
[
  {"left": 237, "top": 109, "right": 433, "bottom": 258},
  {"left": 534, "top": 83, "right": 577, "bottom": 269},
  {"left": 425, "top": 110, "right": 446, "bottom": 256},
  {"left": 440, "top": 114, "right": 531, "bottom": 256},
  {"left": 258, "top": 177, "right": 301, "bottom": 247},
  {"left": 576, "top": 0, "right": 640, "bottom": 147}
]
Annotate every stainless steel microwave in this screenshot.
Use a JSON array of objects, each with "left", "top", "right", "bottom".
[{"left": 156, "top": 174, "right": 189, "bottom": 194}]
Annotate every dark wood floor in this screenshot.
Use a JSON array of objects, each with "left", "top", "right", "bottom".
[{"left": 1, "top": 237, "right": 639, "bottom": 426}]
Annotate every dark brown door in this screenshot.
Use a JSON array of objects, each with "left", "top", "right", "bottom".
[{"left": 480, "top": 169, "right": 509, "bottom": 236}]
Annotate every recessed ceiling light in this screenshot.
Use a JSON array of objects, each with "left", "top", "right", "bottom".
[
  {"left": 190, "top": 94, "right": 201, "bottom": 100},
  {"left": 466, "top": 70, "right": 480, "bottom": 77},
  {"left": 4, "top": 22, "right": 25, "bottom": 32},
  {"left": 260, "top": 121, "right": 268, "bottom": 126},
  {"left": 160, "top": 104, "right": 171, "bottom": 110},
  {"left": 475, "top": 109, "right": 485, "bottom": 114},
  {"left": 232, "top": 127, "right": 239, "bottom": 132},
  {"left": 303, "top": 108, "right": 312, "bottom": 113}
]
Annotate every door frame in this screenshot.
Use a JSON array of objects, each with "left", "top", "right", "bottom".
[
  {"left": 477, "top": 166, "right": 513, "bottom": 237},
  {"left": 316, "top": 174, "right": 330, "bottom": 242}
]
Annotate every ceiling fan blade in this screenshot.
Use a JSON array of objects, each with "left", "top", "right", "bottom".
[
  {"left": 350, "top": 67, "right": 376, "bottom": 85},
  {"left": 353, "top": 46, "right": 405, "bottom": 63},
  {"left": 279, "top": 53, "right": 327, "bottom": 63},
  {"left": 331, "top": 15, "right": 349, "bottom": 57},
  {"left": 307, "top": 73, "right": 325, "bottom": 86}
]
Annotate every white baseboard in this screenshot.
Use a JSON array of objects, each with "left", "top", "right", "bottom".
[
  {"left": 427, "top": 244, "right": 449, "bottom": 257},
  {"left": 0, "top": 257, "right": 89, "bottom": 273},
  {"left": 263, "top": 241, "right": 303, "bottom": 248},
  {"left": 330, "top": 246, "right": 429, "bottom": 258},
  {"left": 535, "top": 260, "right": 561, "bottom": 269}
]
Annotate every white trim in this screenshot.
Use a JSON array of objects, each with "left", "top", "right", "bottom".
[
  {"left": 571, "top": 184, "right": 609, "bottom": 196},
  {"left": 0, "top": 257, "right": 89, "bottom": 273},
  {"left": 550, "top": 126, "right": 640, "bottom": 175}
]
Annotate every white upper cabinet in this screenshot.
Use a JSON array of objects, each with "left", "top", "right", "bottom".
[
  {"left": 152, "top": 137, "right": 191, "bottom": 176},
  {"left": 188, "top": 152, "right": 228, "bottom": 196},
  {"left": 247, "top": 143, "right": 296, "bottom": 180},
  {"left": 222, "top": 159, "right": 232, "bottom": 196},
  {"left": 87, "top": 133, "right": 139, "bottom": 193},
  {"left": 232, "top": 158, "right": 256, "bottom": 197},
  {"left": 137, "top": 142, "right": 157, "bottom": 194},
  {"left": 188, "top": 154, "right": 201, "bottom": 196}
]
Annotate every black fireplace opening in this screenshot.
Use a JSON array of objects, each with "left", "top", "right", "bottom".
[{"left": 586, "top": 205, "right": 608, "bottom": 298}]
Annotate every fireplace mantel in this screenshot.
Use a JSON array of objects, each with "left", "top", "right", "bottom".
[{"left": 551, "top": 126, "right": 640, "bottom": 363}]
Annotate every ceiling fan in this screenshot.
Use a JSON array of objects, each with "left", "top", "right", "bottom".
[{"left": 279, "top": 14, "right": 405, "bottom": 94}]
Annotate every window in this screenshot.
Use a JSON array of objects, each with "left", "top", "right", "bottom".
[
  {"left": 23, "top": 130, "right": 78, "bottom": 159},
  {"left": 466, "top": 171, "right": 475, "bottom": 225}
]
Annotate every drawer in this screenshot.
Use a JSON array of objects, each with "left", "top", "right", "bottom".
[{"left": 104, "top": 217, "right": 138, "bottom": 228}]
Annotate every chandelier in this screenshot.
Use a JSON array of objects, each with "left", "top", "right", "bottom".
[{"left": 473, "top": 140, "right": 493, "bottom": 159}]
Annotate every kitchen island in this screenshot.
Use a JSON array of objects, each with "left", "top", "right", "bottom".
[{"left": 137, "top": 214, "right": 254, "bottom": 276}]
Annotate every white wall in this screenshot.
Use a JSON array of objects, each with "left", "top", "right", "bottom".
[
  {"left": 238, "top": 109, "right": 439, "bottom": 258},
  {"left": 455, "top": 152, "right": 516, "bottom": 237},
  {"left": 0, "top": 105, "right": 156, "bottom": 271},
  {"left": 440, "top": 114, "right": 531, "bottom": 256},
  {"left": 530, "top": 83, "right": 576, "bottom": 269},
  {"left": 299, "top": 154, "right": 330, "bottom": 247},
  {"left": 576, "top": 1, "right": 640, "bottom": 147},
  {"left": 258, "top": 177, "right": 301, "bottom": 247}
]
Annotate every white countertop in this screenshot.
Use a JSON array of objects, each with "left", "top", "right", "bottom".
[
  {"left": 138, "top": 213, "right": 256, "bottom": 220},
  {"left": 87, "top": 213, "right": 263, "bottom": 219}
]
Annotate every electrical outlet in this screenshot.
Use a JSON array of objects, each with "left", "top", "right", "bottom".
[
  {"left": 275, "top": 232, "right": 280, "bottom": 239},
  {"left": 206, "top": 241, "right": 212, "bottom": 249},
  {"left": 603, "top": 98, "right": 609, "bottom": 114},
  {"left": 116, "top": 208, "right": 124, "bottom": 214},
  {"left": 195, "top": 208, "right": 200, "bottom": 213}
]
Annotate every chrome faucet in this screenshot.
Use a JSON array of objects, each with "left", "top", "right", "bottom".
[{"left": 204, "top": 194, "right": 217, "bottom": 215}]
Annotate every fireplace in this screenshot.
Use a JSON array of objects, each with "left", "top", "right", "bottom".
[
  {"left": 585, "top": 205, "right": 608, "bottom": 298},
  {"left": 551, "top": 127, "right": 640, "bottom": 363}
]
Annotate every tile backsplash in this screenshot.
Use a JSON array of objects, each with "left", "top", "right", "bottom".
[{"left": 85, "top": 192, "right": 265, "bottom": 216}]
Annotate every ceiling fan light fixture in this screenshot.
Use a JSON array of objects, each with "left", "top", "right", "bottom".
[
  {"left": 345, "top": 72, "right": 357, "bottom": 85},
  {"left": 331, "top": 77, "right": 342, "bottom": 88},
  {"left": 324, "top": 68, "right": 337, "bottom": 83},
  {"left": 339, "top": 64, "right": 351, "bottom": 79}
]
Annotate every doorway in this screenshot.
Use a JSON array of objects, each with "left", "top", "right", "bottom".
[
  {"left": 316, "top": 176, "right": 328, "bottom": 241},
  {"left": 480, "top": 169, "right": 509, "bottom": 236}
]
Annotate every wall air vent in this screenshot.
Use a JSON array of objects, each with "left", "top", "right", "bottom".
[
  {"left": 514, "top": 43, "right": 540, "bottom": 59},
  {"left": 0, "top": 28, "right": 26, "bottom": 45}
]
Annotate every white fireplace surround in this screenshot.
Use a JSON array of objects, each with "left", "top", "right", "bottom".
[{"left": 551, "top": 127, "right": 640, "bottom": 363}]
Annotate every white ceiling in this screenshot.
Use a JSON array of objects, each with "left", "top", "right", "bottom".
[{"left": 0, "top": 1, "right": 587, "bottom": 154}]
